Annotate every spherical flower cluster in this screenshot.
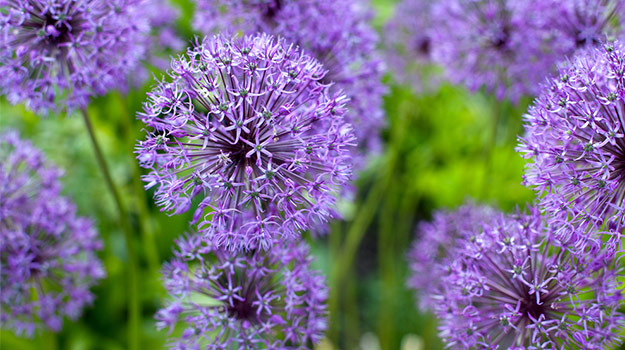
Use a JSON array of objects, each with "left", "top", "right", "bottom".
[
  {"left": 143, "top": 0, "right": 184, "bottom": 72},
  {"left": 518, "top": 42, "right": 625, "bottom": 256},
  {"left": 0, "top": 130, "right": 105, "bottom": 337},
  {"left": 192, "top": 0, "right": 386, "bottom": 166},
  {"left": 156, "top": 234, "right": 328, "bottom": 349},
  {"left": 136, "top": 34, "right": 355, "bottom": 251},
  {"left": 384, "top": 0, "right": 440, "bottom": 92},
  {"left": 407, "top": 203, "right": 496, "bottom": 313},
  {"left": 550, "top": 0, "right": 624, "bottom": 50},
  {"left": 0, "top": 0, "right": 155, "bottom": 113},
  {"left": 430, "top": 0, "right": 561, "bottom": 102},
  {"left": 433, "top": 206, "right": 624, "bottom": 349}
]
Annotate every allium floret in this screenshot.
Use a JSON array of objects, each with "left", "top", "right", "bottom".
[
  {"left": 0, "top": 0, "right": 160, "bottom": 113},
  {"left": 136, "top": 34, "right": 355, "bottom": 251},
  {"left": 519, "top": 41, "right": 625, "bottom": 256},
  {"left": 430, "top": 0, "right": 562, "bottom": 102},
  {"left": 192, "top": 0, "right": 386, "bottom": 166},
  {"left": 156, "top": 234, "right": 328, "bottom": 349},
  {"left": 432, "top": 206, "right": 624, "bottom": 349},
  {"left": 0, "top": 130, "right": 105, "bottom": 337},
  {"left": 407, "top": 203, "right": 496, "bottom": 313}
]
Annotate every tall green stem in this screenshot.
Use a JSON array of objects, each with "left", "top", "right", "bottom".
[
  {"left": 80, "top": 108, "right": 140, "bottom": 350},
  {"left": 118, "top": 94, "right": 160, "bottom": 272}
]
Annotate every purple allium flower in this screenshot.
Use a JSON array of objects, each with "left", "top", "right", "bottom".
[
  {"left": 136, "top": 34, "right": 355, "bottom": 251},
  {"left": 433, "top": 206, "right": 624, "bottom": 349},
  {"left": 518, "top": 42, "right": 625, "bottom": 256},
  {"left": 143, "top": 0, "right": 184, "bottom": 72},
  {"left": 430, "top": 0, "right": 561, "bottom": 102},
  {"left": 550, "top": 0, "right": 624, "bottom": 50},
  {"left": 0, "top": 0, "right": 154, "bottom": 113},
  {"left": 0, "top": 130, "right": 105, "bottom": 337},
  {"left": 192, "top": 0, "right": 386, "bottom": 167},
  {"left": 407, "top": 203, "right": 496, "bottom": 313},
  {"left": 156, "top": 234, "right": 328, "bottom": 349},
  {"left": 385, "top": 0, "right": 440, "bottom": 92}
]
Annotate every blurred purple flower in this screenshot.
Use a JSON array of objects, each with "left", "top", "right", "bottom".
[
  {"left": 433, "top": 206, "right": 624, "bottom": 349},
  {"left": 136, "top": 34, "right": 355, "bottom": 251},
  {"left": 430, "top": 0, "right": 562, "bottom": 102},
  {"left": 407, "top": 203, "right": 496, "bottom": 313},
  {"left": 192, "top": 0, "right": 386, "bottom": 168},
  {"left": 384, "top": 0, "right": 441, "bottom": 92},
  {"left": 0, "top": 130, "right": 105, "bottom": 337},
  {"left": 518, "top": 42, "right": 625, "bottom": 257},
  {"left": 143, "top": 0, "right": 185, "bottom": 72},
  {"left": 550, "top": 0, "right": 624, "bottom": 50},
  {"left": 156, "top": 234, "right": 327, "bottom": 349},
  {"left": 0, "top": 0, "right": 177, "bottom": 113}
]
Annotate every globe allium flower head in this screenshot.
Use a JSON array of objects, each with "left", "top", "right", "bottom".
[
  {"left": 156, "top": 234, "right": 328, "bottom": 349},
  {"left": 551, "top": 0, "right": 624, "bottom": 50},
  {"left": 518, "top": 41, "right": 625, "bottom": 256},
  {"left": 433, "top": 206, "right": 625, "bottom": 349},
  {"left": 136, "top": 34, "right": 355, "bottom": 251},
  {"left": 193, "top": 0, "right": 386, "bottom": 167},
  {"left": 0, "top": 130, "right": 105, "bottom": 337},
  {"left": 430, "top": 0, "right": 561, "bottom": 102},
  {"left": 143, "top": 0, "right": 184, "bottom": 72},
  {"left": 0, "top": 0, "right": 154, "bottom": 113},
  {"left": 385, "top": 0, "right": 440, "bottom": 92},
  {"left": 407, "top": 203, "right": 496, "bottom": 313}
]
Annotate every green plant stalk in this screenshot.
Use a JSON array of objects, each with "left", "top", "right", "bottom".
[
  {"left": 328, "top": 221, "right": 343, "bottom": 344},
  {"left": 328, "top": 168, "right": 389, "bottom": 328},
  {"left": 80, "top": 108, "right": 140, "bottom": 350},
  {"left": 344, "top": 266, "right": 361, "bottom": 348},
  {"left": 118, "top": 94, "right": 160, "bottom": 272},
  {"left": 328, "top": 95, "right": 410, "bottom": 344},
  {"left": 378, "top": 180, "right": 397, "bottom": 349}
]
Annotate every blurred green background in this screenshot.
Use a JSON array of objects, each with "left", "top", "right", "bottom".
[{"left": 0, "top": 0, "right": 537, "bottom": 349}]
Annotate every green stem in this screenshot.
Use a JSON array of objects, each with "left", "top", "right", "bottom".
[
  {"left": 80, "top": 108, "right": 140, "bottom": 350},
  {"left": 378, "top": 180, "right": 396, "bottom": 349},
  {"left": 118, "top": 94, "right": 160, "bottom": 272},
  {"left": 328, "top": 221, "right": 342, "bottom": 345}
]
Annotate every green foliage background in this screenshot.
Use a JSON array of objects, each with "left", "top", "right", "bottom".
[{"left": 0, "top": 0, "right": 545, "bottom": 349}]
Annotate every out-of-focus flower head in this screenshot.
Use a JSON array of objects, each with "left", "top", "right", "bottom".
[
  {"left": 407, "top": 202, "right": 496, "bottom": 313},
  {"left": 192, "top": 0, "right": 386, "bottom": 168},
  {"left": 0, "top": 130, "right": 105, "bottom": 337},
  {"left": 433, "top": 206, "right": 624, "bottom": 349},
  {"left": 518, "top": 41, "right": 625, "bottom": 257},
  {"left": 385, "top": 0, "right": 441, "bottom": 92},
  {"left": 551, "top": 0, "right": 624, "bottom": 51},
  {"left": 430, "top": 0, "right": 562, "bottom": 102},
  {"left": 143, "top": 0, "right": 185, "bottom": 73},
  {"left": 0, "top": 0, "right": 179, "bottom": 113},
  {"left": 136, "top": 34, "right": 355, "bottom": 251},
  {"left": 156, "top": 233, "right": 327, "bottom": 349}
]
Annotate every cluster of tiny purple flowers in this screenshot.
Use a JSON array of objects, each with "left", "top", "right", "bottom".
[
  {"left": 0, "top": 0, "right": 181, "bottom": 113},
  {"left": 519, "top": 42, "right": 625, "bottom": 256},
  {"left": 406, "top": 203, "right": 496, "bottom": 313},
  {"left": 0, "top": 130, "right": 105, "bottom": 337},
  {"left": 430, "top": 0, "right": 563, "bottom": 102},
  {"left": 413, "top": 205, "right": 624, "bottom": 349},
  {"left": 192, "top": 0, "right": 386, "bottom": 165},
  {"left": 389, "top": 0, "right": 624, "bottom": 102},
  {"left": 384, "top": 0, "right": 440, "bottom": 93},
  {"left": 136, "top": 34, "right": 355, "bottom": 251},
  {"left": 156, "top": 233, "right": 327, "bottom": 349}
]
